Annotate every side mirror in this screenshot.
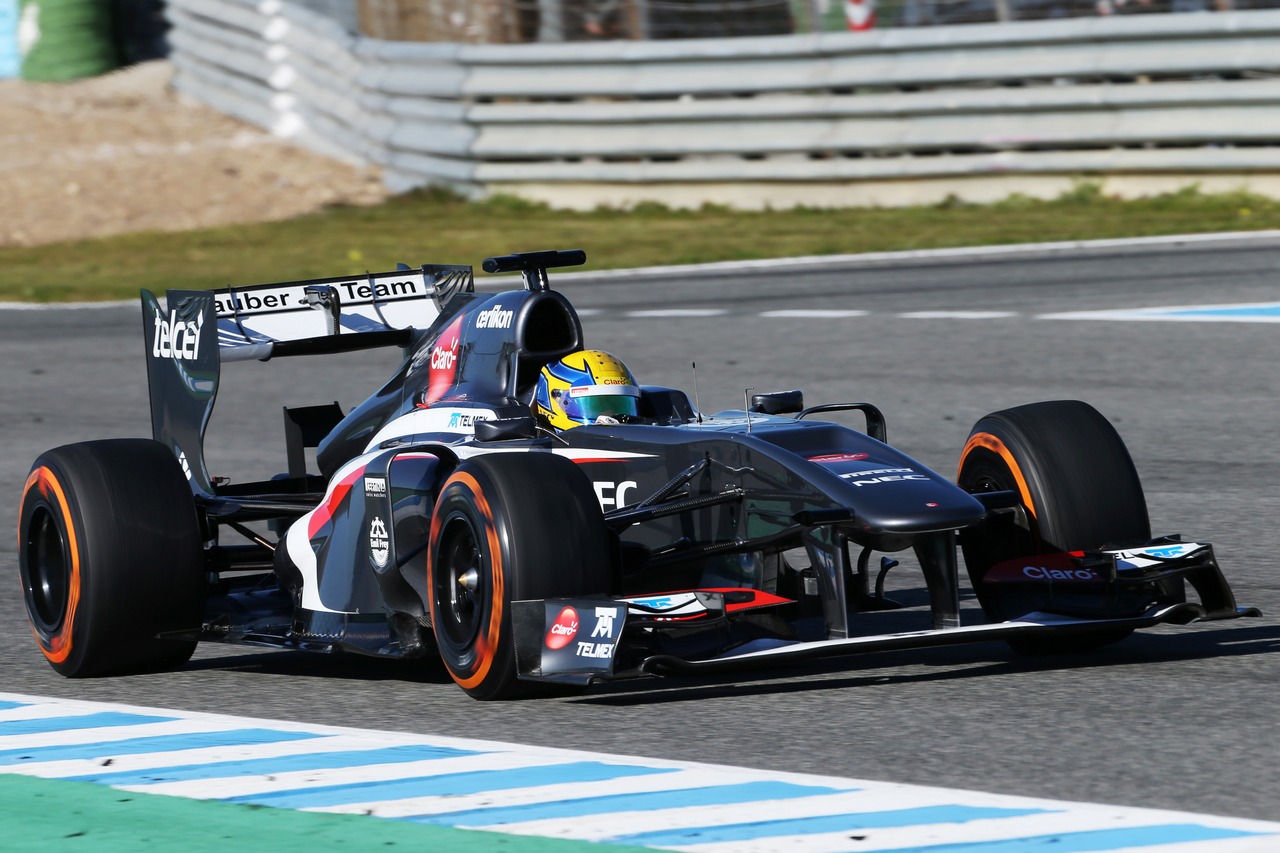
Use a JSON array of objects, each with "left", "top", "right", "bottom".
[
  {"left": 750, "top": 389, "right": 804, "bottom": 415},
  {"left": 474, "top": 416, "right": 539, "bottom": 442}
]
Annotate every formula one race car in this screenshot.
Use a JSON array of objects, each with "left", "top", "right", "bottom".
[{"left": 18, "top": 249, "right": 1259, "bottom": 699}]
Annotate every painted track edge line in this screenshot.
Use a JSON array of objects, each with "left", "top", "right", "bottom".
[{"left": 9, "top": 230, "right": 1280, "bottom": 308}]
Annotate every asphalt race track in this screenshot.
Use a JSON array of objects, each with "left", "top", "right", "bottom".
[{"left": 2, "top": 234, "right": 1278, "bottom": 824}]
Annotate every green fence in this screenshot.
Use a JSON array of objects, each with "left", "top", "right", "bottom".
[{"left": 19, "top": 0, "right": 120, "bottom": 82}]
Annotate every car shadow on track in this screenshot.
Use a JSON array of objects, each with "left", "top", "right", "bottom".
[
  {"left": 181, "top": 648, "right": 456, "bottom": 685},
  {"left": 567, "top": 622, "right": 1280, "bottom": 707}
]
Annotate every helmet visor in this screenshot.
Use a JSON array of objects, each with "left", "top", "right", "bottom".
[{"left": 563, "top": 385, "right": 640, "bottom": 423}]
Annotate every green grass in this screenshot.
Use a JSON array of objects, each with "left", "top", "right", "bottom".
[{"left": 4, "top": 183, "right": 1278, "bottom": 303}]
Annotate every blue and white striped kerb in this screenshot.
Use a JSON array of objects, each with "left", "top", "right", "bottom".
[
  {"left": 1039, "top": 302, "right": 1280, "bottom": 323},
  {"left": 1, "top": 692, "right": 1277, "bottom": 852}
]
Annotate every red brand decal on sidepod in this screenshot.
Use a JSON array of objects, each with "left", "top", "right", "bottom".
[
  {"left": 545, "top": 606, "right": 579, "bottom": 649},
  {"left": 423, "top": 316, "right": 463, "bottom": 405}
]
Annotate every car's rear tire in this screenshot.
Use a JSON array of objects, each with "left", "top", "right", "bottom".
[
  {"left": 19, "top": 439, "right": 206, "bottom": 677},
  {"left": 427, "top": 452, "right": 612, "bottom": 700},
  {"left": 957, "top": 401, "right": 1151, "bottom": 654}
]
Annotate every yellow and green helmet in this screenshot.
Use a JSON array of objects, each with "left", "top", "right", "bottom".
[{"left": 534, "top": 350, "right": 641, "bottom": 430}]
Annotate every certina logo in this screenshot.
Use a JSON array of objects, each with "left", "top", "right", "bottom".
[
  {"left": 151, "top": 307, "right": 204, "bottom": 361},
  {"left": 475, "top": 303, "right": 514, "bottom": 329},
  {"left": 369, "top": 517, "right": 389, "bottom": 569},
  {"left": 447, "top": 412, "right": 488, "bottom": 429},
  {"left": 1024, "top": 566, "right": 1098, "bottom": 582},
  {"left": 593, "top": 480, "right": 637, "bottom": 510},
  {"left": 364, "top": 477, "right": 387, "bottom": 498},
  {"left": 545, "top": 606, "right": 579, "bottom": 649},
  {"left": 838, "top": 467, "right": 928, "bottom": 487}
]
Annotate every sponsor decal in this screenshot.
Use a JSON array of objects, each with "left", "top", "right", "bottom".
[
  {"left": 214, "top": 289, "right": 293, "bottom": 316},
  {"left": 575, "top": 641, "right": 614, "bottom": 659},
  {"left": 337, "top": 279, "right": 418, "bottom": 301},
  {"left": 838, "top": 467, "right": 928, "bottom": 487},
  {"left": 176, "top": 448, "right": 191, "bottom": 481},
  {"left": 986, "top": 552, "right": 1103, "bottom": 584},
  {"left": 575, "top": 608, "right": 621, "bottom": 658},
  {"left": 419, "top": 316, "right": 463, "bottom": 406},
  {"left": 446, "top": 411, "right": 488, "bottom": 430},
  {"left": 1023, "top": 565, "right": 1099, "bottom": 582},
  {"left": 809, "top": 453, "right": 870, "bottom": 464},
  {"left": 1120, "top": 544, "right": 1194, "bottom": 560},
  {"left": 590, "top": 606, "right": 617, "bottom": 638},
  {"left": 151, "top": 306, "right": 205, "bottom": 361},
  {"left": 545, "top": 606, "right": 580, "bottom": 649},
  {"left": 363, "top": 476, "right": 387, "bottom": 498},
  {"left": 369, "top": 516, "right": 390, "bottom": 569},
  {"left": 475, "top": 303, "right": 514, "bottom": 330},
  {"left": 592, "top": 480, "right": 637, "bottom": 510}
]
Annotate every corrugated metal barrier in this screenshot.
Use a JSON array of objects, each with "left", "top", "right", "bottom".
[{"left": 166, "top": 0, "right": 1280, "bottom": 207}]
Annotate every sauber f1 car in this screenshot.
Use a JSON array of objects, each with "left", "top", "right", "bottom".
[{"left": 18, "top": 250, "right": 1260, "bottom": 699}]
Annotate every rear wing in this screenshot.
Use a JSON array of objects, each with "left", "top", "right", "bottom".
[
  {"left": 141, "top": 264, "right": 473, "bottom": 495},
  {"left": 213, "top": 264, "right": 472, "bottom": 362}
]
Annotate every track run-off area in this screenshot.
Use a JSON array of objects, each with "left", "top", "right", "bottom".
[{"left": 3, "top": 231, "right": 1280, "bottom": 850}]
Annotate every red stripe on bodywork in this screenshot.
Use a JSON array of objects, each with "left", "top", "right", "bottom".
[{"left": 307, "top": 465, "right": 368, "bottom": 538}]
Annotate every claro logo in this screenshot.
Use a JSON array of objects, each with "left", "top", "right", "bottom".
[
  {"left": 151, "top": 307, "right": 204, "bottom": 361},
  {"left": 1024, "top": 566, "right": 1098, "bottom": 582},
  {"left": 545, "top": 606, "right": 579, "bottom": 649},
  {"left": 420, "top": 316, "right": 464, "bottom": 406}
]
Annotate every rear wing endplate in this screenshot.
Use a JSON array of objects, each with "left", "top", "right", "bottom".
[{"left": 141, "top": 264, "right": 472, "bottom": 496}]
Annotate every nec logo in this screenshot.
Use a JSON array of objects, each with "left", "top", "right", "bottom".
[
  {"left": 151, "top": 307, "right": 205, "bottom": 361},
  {"left": 593, "top": 480, "right": 637, "bottom": 510},
  {"left": 475, "top": 303, "right": 514, "bottom": 329}
]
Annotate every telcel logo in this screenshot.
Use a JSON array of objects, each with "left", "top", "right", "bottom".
[
  {"left": 545, "top": 606, "right": 579, "bottom": 649},
  {"left": 152, "top": 307, "right": 204, "bottom": 361}
]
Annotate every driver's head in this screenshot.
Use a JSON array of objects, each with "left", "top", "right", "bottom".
[{"left": 535, "top": 350, "right": 640, "bottom": 430}]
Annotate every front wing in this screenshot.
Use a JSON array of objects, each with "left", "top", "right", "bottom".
[{"left": 510, "top": 541, "right": 1260, "bottom": 686}]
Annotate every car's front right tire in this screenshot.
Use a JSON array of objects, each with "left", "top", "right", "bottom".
[{"left": 957, "top": 400, "right": 1154, "bottom": 654}]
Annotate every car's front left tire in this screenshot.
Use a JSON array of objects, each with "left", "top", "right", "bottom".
[{"left": 427, "top": 452, "right": 612, "bottom": 700}]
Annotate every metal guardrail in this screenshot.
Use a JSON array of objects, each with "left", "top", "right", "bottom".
[{"left": 167, "top": 0, "right": 1280, "bottom": 205}]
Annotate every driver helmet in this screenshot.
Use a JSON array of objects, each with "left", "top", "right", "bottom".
[{"left": 535, "top": 350, "right": 641, "bottom": 430}]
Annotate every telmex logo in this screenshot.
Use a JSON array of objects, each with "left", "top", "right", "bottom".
[
  {"left": 545, "top": 606, "right": 579, "bottom": 649},
  {"left": 475, "top": 303, "right": 514, "bottom": 329},
  {"left": 152, "top": 307, "right": 204, "bottom": 361},
  {"left": 447, "top": 412, "right": 487, "bottom": 429}
]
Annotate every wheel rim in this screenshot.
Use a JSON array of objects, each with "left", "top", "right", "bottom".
[
  {"left": 434, "top": 514, "right": 486, "bottom": 652},
  {"left": 23, "top": 505, "right": 69, "bottom": 633}
]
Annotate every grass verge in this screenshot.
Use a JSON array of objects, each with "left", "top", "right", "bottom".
[{"left": 4, "top": 184, "right": 1278, "bottom": 303}]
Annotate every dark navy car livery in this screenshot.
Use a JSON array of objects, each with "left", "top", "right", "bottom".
[{"left": 18, "top": 250, "right": 1259, "bottom": 699}]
